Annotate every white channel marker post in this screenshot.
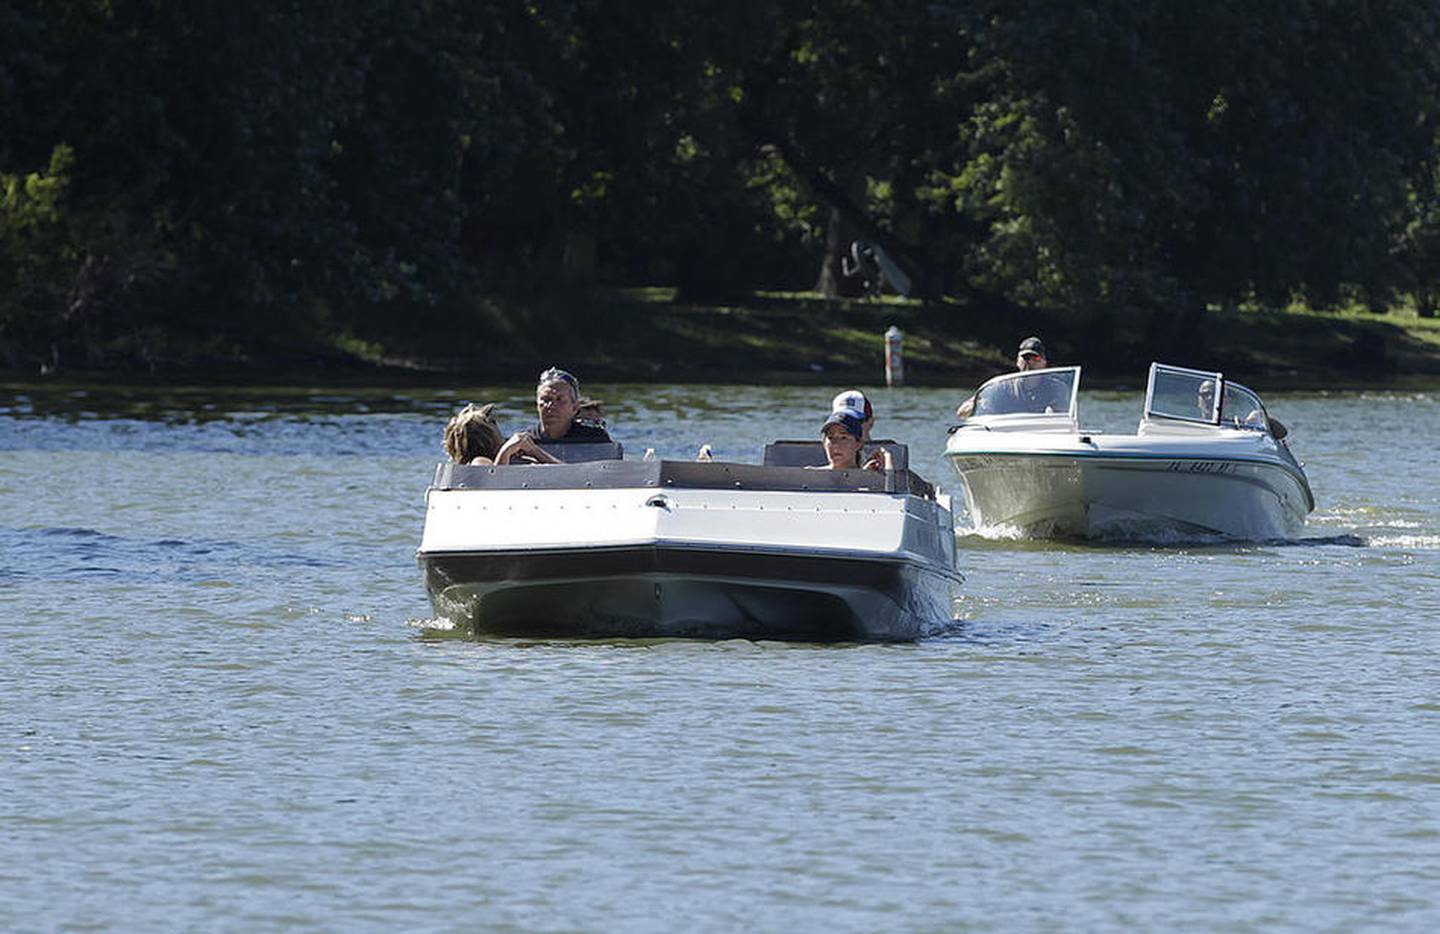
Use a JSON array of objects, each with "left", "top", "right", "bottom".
[{"left": 884, "top": 325, "right": 904, "bottom": 387}]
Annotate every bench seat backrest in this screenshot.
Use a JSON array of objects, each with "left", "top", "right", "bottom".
[{"left": 762, "top": 440, "right": 909, "bottom": 469}]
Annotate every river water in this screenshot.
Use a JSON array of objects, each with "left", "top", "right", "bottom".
[{"left": 3, "top": 381, "right": 1438, "bottom": 931}]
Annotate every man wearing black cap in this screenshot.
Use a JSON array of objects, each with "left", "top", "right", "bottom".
[
  {"left": 955, "top": 336, "right": 1057, "bottom": 418},
  {"left": 1016, "top": 336, "right": 1048, "bottom": 367}
]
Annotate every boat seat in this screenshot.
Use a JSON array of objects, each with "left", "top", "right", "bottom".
[
  {"left": 762, "top": 440, "right": 909, "bottom": 469},
  {"left": 536, "top": 441, "right": 625, "bottom": 463}
]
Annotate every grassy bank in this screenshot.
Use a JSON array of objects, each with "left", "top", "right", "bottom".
[
  {"left": 8, "top": 289, "right": 1440, "bottom": 391},
  {"left": 434, "top": 288, "right": 1440, "bottom": 391}
]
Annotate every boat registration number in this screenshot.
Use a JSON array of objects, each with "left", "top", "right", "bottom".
[{"left": 1167, "top": 460, "right": 1237, "bottom": 474}]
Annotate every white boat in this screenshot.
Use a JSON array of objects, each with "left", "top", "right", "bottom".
[
  {"left": 944, "top": 363, "right": 1314, "bottom": 541},
  {"left": 417, "top": 441, "right": 961, "bottom": 641}
]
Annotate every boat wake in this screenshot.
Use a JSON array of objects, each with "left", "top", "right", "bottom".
[
  {"left": 407, "top": 615, "right": 457, "bottom": 630},
  {"left": 960, "top": 522, "right": 1235, "bottom": 547},
  {"left": 406, "top": 616, "right": 465, "bottom": 638},
  {"left": 918, "top": 618, "right": 978, "bottom": 641},
  {"left": 1353, "top": 533, "right": 1440, "bottom": 550},
  {"left": 1284, "top": 533, "right": 1371, "bottom": 547},
  {"left": 959, "top": 526, "right": 1419, "bottom": 549}
]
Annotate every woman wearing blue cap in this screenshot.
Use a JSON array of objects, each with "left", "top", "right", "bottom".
[
  {"left": 817, "top": 411, "right": 866, "bottom": 469},
  {"left": 814, "top": 409, "right": 892, "bottom": 471}
]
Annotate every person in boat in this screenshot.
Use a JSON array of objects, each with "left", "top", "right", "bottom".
[
  {"left": 575, "top": 395, "right": 606, "bottom": 428},
  {"left": 831, "top": 389, "right": 874, "bottom": 442},
  {"left": 530, "top": 366, "right": 613, "bottom": 443},
  {"left": 831, "top": 389, "right": 896, "bottom": 470},
  {"left": 443, "top": 403, "right": 560, "bottom": 465},
  {"left": 813, "top": 410, "right": 892, "bottom": 471},
  {"left": 1198, "top": 380, "right": 1289, "bottom": 440},
  {"left": 955, "top": 336, "right": 1067, "bottom": 418}
]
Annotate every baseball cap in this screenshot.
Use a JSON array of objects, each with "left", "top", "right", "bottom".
[
  {"left": 1018, "top": 337, "right": 1046, "bottom": 358},
  {"left": 831, "top": 389, "right": 873, "bottom": 421},
  {"left": 821, "top": 411, "right": 864, "bottom": 441}
]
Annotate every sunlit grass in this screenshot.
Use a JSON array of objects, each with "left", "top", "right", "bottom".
[
  {"left": 25, "top": 284, "right": 1430, "bottom": 388},
  {"left": 570, "top": 285, "right": 1440, "bottom": 387},
  {"left": 332, "top": 332, "right": 388, "bottom": 363}
]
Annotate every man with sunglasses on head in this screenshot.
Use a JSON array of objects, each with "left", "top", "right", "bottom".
[{"left": 528, "top": 366, "right": 613, "bottom": 443}]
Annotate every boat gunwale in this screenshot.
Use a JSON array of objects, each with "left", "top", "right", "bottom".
[
  {"left": 944, "top": 446, "right": 1315, "bottom": 512},
  {"left": 430, "top": 458, "right": 938, "bottom": 499}
]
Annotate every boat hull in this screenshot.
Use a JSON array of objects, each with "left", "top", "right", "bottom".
[
  {"left": 417, "top": 463, "right": 961, "bottom": 641},
  {"left": 946, "top": 361, "right": 1313, "bottom": 542},
  {"left": 948, "top": 450, "right": 1312, "bottom": 541},
  {"left": 421, "top": 544, "right": 959, "bottom": 641}
]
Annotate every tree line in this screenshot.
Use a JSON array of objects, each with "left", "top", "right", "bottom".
[{"left": 3, "top": 0, "right": 1439, "bottom": 372}]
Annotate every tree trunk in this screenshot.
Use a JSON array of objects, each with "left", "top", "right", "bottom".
[{"left": 814, "top": 207, "right": 843, "bottom": 295}]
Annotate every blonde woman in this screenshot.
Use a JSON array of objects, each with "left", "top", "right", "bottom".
[{"left": 443, "top": 403, "right": 559, "bottom": 466}]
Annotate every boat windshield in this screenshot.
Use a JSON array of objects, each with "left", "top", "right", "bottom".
[
  {"left": 1219, "top": 382, "right": 1270, "bottom": 431},
  {"left": 971, "top": 366, "right": 1079, "bottom": 419},
  {"left": 1146, "top": 364, "right": 1221, "bottom": 424},
  {"left": 1144, "top": 364, "right": 1273, "bottom": 432}
]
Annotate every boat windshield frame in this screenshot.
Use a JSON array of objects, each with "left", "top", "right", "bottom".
[
  {"left": 966, "top": 365, "right": 1081, "bottom": 428},
  {"left": 1218, "top": 381, "right": 1272, "bottom": 432},
  {"left": 1143, "top": 363, "right": 1274, "bottom": 433},
  {"left": 1144, "top": 363, "right": 1223, "bottom": 426}
]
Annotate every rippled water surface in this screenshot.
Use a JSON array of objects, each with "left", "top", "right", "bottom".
[{"left": 4, "top": 381, "right": 1439, "bottom": 931}]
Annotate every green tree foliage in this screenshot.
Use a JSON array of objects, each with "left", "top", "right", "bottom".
[
  {"left": 1397, "top": 154, "right": 1440, "bottom": 319},
  {"left": 0, "top": 144, "right": 76, "bottom": 365},
  {"left": 2, "top": 0, "right": 1439, "bottom": 371},
  {"left": 905, "top": 1, "right": 1440, "bottom": 317},
  {"left": 1, "top": 0, "right": 534, "bottom": 367}
]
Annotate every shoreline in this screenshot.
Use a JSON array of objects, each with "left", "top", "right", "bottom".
[
  {"left": 4, "top": 291, "right": 1438, "bottom": 393},
  {"left": 7, "top": 367, "right": 1440, "bottom": 396}
]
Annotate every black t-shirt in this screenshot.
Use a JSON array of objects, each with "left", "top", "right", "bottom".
[{"left": 532, "top": 419, "right": 613, "bottom": 443}]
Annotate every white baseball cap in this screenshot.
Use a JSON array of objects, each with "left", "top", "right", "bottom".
[{"left": 831, "top": 389, "right": 873, "bottom": 420}]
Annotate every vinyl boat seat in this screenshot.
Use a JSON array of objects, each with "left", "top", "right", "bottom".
[
  {"left": 762, "top": 440, "right": 909, "bottom": 469},
  {"left": 536, "top": 441, "right": 625, "bottom": 463}
]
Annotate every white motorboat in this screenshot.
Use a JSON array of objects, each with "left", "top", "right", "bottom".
[
  {"left": 417, "top": 441, "right": 961, "bottom": 641},
  {"left": 944, "top": 363, "right": 1314, "bottom": 541}
]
